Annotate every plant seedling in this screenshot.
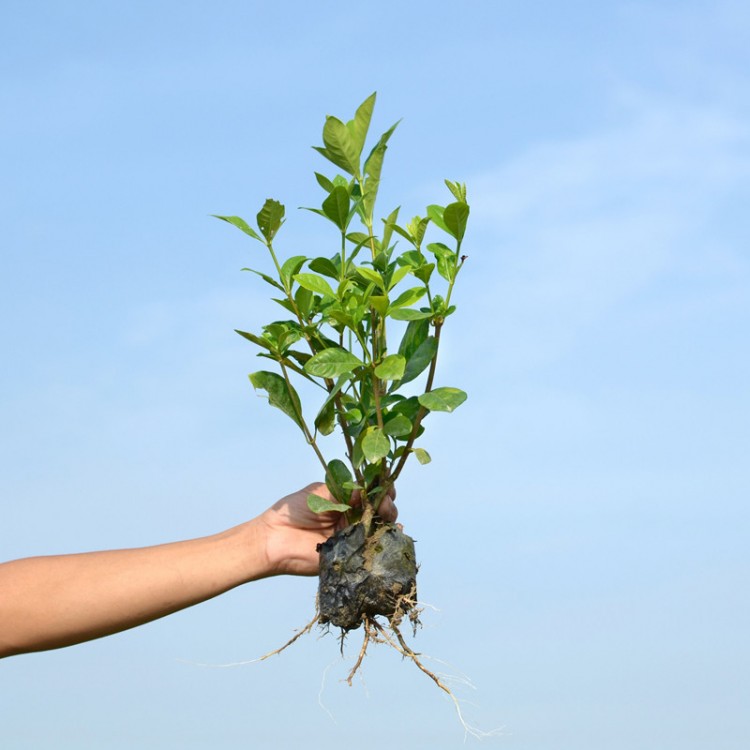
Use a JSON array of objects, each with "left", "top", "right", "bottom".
[{"left": 215, "top": 92, "right": 469, "bottom": 693}]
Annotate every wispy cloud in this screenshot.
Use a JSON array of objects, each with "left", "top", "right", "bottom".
[{"left": 464, "top": 92, "right": 750, "bottom": 373}]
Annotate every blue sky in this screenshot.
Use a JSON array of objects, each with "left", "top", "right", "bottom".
[{"left": 1, "top": 1, "right": 749, "bottom": 748}]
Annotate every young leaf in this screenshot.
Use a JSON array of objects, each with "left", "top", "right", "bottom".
[
  {"left": 319, "top": 116, "right": 360, "bottom": 177},
  {"left": 381, "top": 206, "right": 400, "bottom": 253},
  {"left": 294, "top": 273, "right": 336, "bottom": 298},
  {"left": 307, "top": 493, "right": 352, "bottom": 514},
  {"left": 347, "top": 92, "right": 376, "bottom": 158},
  {"left": 212, "top": 215, "right": 263, "bottom": 242},
  {"left": 374, "top": 354, "right": 406, "bottom": 381},
  {"left": 256, "top": 199, "right": 285, "bottom": 242},
  {"left": 387, "top": 265, "right": 411, "bottom": 290},
  {"left": 414, "top": 448, "right": 432, "bottom": 465},
  {"left": 305, "top": 347, "right": 364, "bottom": 378},
  {"left": 235, "top": 329, "right": 273, "bottom": 351},
  {"left": 418, "top": 387, "right": 467, "bottom": 413},
  {"left": 315, "top": 172, "right": 335, "bottom": 192},
  {"left": 361, "top": 426, "right": 390, "bottom": 463},
  {"left": 322, "top": 185, "right": 351, "bottom": 231},
  {"left": 243, "top": 267, "right": 285, "bottom": 292},
  {"left": 369, "top": 295, "right": 389, "bottom": 316},
  {"left": 442, "top": 201, "right": 470, "bottom": 242},
  {"left": 249, "top": 371, "right": 304, "bottom": 429},
  {"left": 426, "top": 204, "right": 449, "bottom": 234},
  {"left": 444, "top": 179, "right": 467, "bottom": 203},
  {"left": 362, "top": 143, "right": 385, "bottom": 221}
]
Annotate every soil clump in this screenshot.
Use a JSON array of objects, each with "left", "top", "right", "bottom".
[{"left": 317, "top": 522, "right": 417, "bottom": 631}]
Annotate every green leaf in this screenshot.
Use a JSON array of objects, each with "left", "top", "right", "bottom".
[
  {"left": 390, "top": 307, "right": 432, "bottom": 321},
  {"left": 426, "top": 204, "right": 449, "bottom": 234},
  {"left": 294, "top": 273, "right": 336, "bottom": 298},
  {"left": 361, "top": 427, "right": 390, "bottom": 463},
  {"left": 383, "top": 413, "right": 412, "bottom": 437},
  {"left": 427, "top": 242, "right": 457, "bottom": 282},
  {"left": 374, "top": 354, "right": 406, "bottom": 381},
  {"left": 305, "top": 347, "right": 364, "bottom": 378},
  {"left": 390, "top": 286, "right": 426, "bottom": 309},
  {"left": 307, "top": 493, "right": 352, "bottom": 514},
  {"left": 249, "top": 371, "right": 303, "bottom": 429},
  {"left": 444, "top": 179, "right": 467, "bottom": 203},
  {"left": 212, "top": 215, "right": 263, "bottom": 242},
  {"left": 362, "top": 143, "right": 385, "bottom": 221},
  {"left": 235, "top": 329, "right": 273, "bottom": 351},
  {"left": 381, "top": 207, "right": 399, "bottom": 252},
  {"left": 356, "top": 266, "right": 385, "bottom": 290},
  {"left": 326, "top": 458, "right": 353, "bottom": 503},
  {"left": 347, "top": 231, "right": 370, "bottom": 246},
  {"left": 414, "top": 448, "right": 432, "bottom": 465},
  {"left": 320, "top": 115, "right": 360, "bottom": 177},
  {"left": 390, "top": 396, "right": 421, "bottom": 423},
  {"left": 315, "top": 172, "right": 335, "bottom": 192},
  {"left": 314, "top": 397, "right": 336, "bottom": 436},
  {"left": 398, "top": 319, "right": 429, "bottom": 360},
  {"left": 401, "top": 336, "right": 438, "bottom": 385},
  {"left": 364, "top": 121, "right": 399, "bottom": 168},
  {"left": 418, "top": 387, "right": 467, "bottom": 413},
  {"left": 405, "top": 215, "right": 430, "bottom": 249},
  {"left": 413, "top": 263, "right": 435, "bottom": 284},
  {"left": 347, "top": 92, "right": 376, "bottom": 158},
  {"left": 388, "top": 265, "right": 411, "bottom": 290},
  {"left": 313, "top": 373, "right": 348, "bottom": 427},
  {"left": 369, "top": 294, "right": 389, "bottom": 316},
  {"left": 391, "top": 223, "right": 415, "bottom": 245},
  {"left": 280, "top": 255, "right": 308, "bottom": 286},
  {"left": 442, "top": 201, "right": 470, "bottom": 242},
  {"left": 256, "top": 199, "right": 285, "bottom": 242},
  {"left": 308, "top": 256, "right": 340, "bottom": 279},
  {"left": 243, "top": 267, "right": 285, "bottom": 292},
  {"left": 322, "top": 185, "right": 351, "bottom": 231}
]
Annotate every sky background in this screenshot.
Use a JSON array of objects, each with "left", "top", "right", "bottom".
[{"left": 1, "top": 1, "right": 749, "bottom": 748}]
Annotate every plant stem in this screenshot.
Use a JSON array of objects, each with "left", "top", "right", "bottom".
[
  {"left": 278, "top": 361, "right": 329, "bottom": 479},
  {"left": 390, "top": 321, "right": 443, "bottom": 483}
]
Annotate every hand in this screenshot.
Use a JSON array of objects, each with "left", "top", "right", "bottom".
[{"left": 257, "top": 482, "right": 398, "bottom": 577}]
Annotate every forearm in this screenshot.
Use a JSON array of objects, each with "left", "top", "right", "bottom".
[{"left": 0, "top": 519, "right": 270, "bottom": 658}]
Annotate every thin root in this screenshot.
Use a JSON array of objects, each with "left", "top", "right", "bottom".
[
  {"left": 370, "top": 618, "right": 495, "bottom": 740},
  {"left": 346, "top": 617, "right": 371, "bottom": 686},
  {"left": 256, "top": 614, "right": 319, "bottom": 662}
]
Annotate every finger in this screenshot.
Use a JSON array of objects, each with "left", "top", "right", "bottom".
[{"left": 377, "top": 494, "right": 398, "bottom": 523}]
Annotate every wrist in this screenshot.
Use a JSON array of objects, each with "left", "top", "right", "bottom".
[{"left": 218, "top": 517, "right": 275, "bottom": 584}]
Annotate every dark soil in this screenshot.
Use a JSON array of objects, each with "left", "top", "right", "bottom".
[{"left": 317, "top": 522, "right": 418, "bottom": 631}]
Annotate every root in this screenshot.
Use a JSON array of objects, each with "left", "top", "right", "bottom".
[
  {"left": 346, "top": 617, "right": 372, "bottom": 686},
  {"left": 256, "top": 614, "right": 319, "bottom": 662},
  {"left": 369, "top": 617, "right": 496, "bottom": 740}
]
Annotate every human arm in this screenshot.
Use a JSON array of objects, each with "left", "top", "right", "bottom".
[{"left": 0, "top": 482, "right": 396, "bottom": 658}]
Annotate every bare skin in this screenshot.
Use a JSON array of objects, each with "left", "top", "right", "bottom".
[{"left": 0, "top": 482, "right": 397, "bottom": 659}]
